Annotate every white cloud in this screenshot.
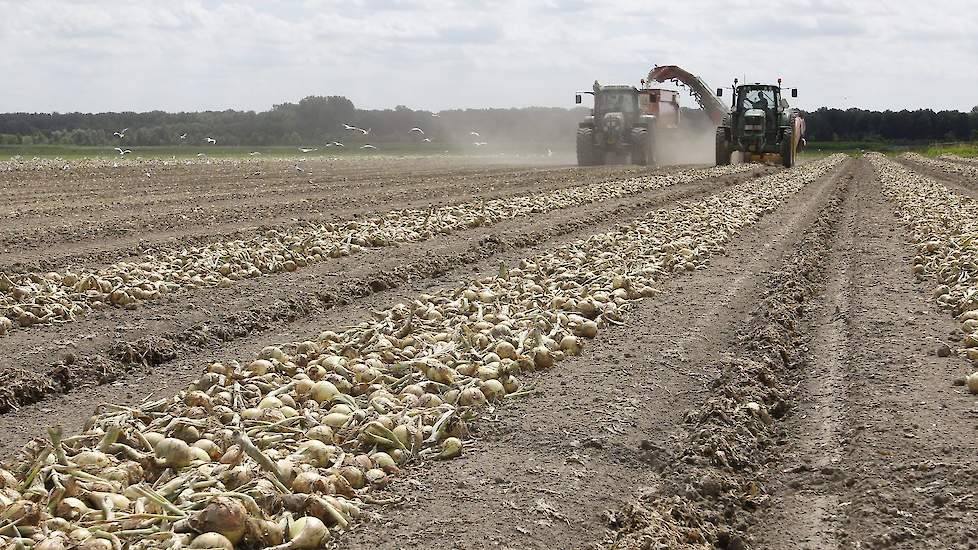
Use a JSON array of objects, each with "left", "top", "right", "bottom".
[{"left": 0, "top": 0, "right": 976, "bottom": 113}]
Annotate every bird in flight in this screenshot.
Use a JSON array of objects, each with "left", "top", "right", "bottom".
[
  {"left": 423, "top": 138, "right": 432, "bottom": 142},
  {"left": 249, "top": 151, "right": 261, "bottom": 156},
  {"left": 179, "top": 133, "right": 188, "bottom": 140},
  {"left": 205, "top": 137, "right": 216, "bottom": 144},
  {"left": 114, "top": 147, "right": 132, "bottom": 155},
  {"left": 431, "top": 113, "right": 440, "bottom": 117},
  {"left": 469, "top": 131, "right": 480, "bottom": 137},
  {"left": 331, "top": 141, "right": 345, "bottom": 147},
  {"left": 473, "top": 142, "right": 488, "bottom": 146},
  {"left": 361, "top": 144, "right": 377, "bottom": 149},
  {"left": 410, "top": 127, "right": 424, "bottom": 134},
  {"left": 342, "top": 123, "right": 359, "bottom": 131},
  {"left": 299, "top": 147, "right": 318, "bottom": 153},
  {"left": 114, "top": 128, "right": 128, "bottom": 138}
]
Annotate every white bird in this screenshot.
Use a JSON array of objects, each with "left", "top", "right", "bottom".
[
  {"left": 547, "top": 149, "right": 553, "bottom": 157},
  {"left": 249, "top": 151, "right": 261, "bottom": 156},
  {"left": 179, "top": 133, "right": 188, "bottom": 140},
  {"left": 473, "top": 142, "right": 487, "bottom": 146},
  {"left": 294, "top": 164, "right": 304, "bottom": 172},
  {"left": 409, "top": 127, "right": 424, "bottom": 135},
  {"left": 469, "top": 131, "right": 480, "bottom": 137},
  {"left": 205, "top": 137, "right": 216, "bottom": 144},
  {"left": 423, "top": 138, "right": 432, "bottom": 142},
  {"left": 342, "top": 123, "right": 359, "bottom": 131},
  {"left": 114, "top": 147, "right": 132, "bottom": 155},
  {"left": 196, "top": 153, "right": 206, "bottom": 157},
  {"left": 299, "top": 147, "right": 318, "bottom": 153},
  {"left": 331, "top": 141, "right": 345, "bottom": 147},
  {"left": 361, "top": 144, "right": 376, "bottom": 149},
  {"left": 113, "top": 128, "right": 128, "bottom": 138},
  {"left": 431, "top": 113, "right": 441, "bottom": 117},
  {"left": 358, "top": 127, "right": 371, "bottom": 135}
]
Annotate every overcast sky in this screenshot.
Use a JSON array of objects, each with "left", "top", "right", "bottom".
[{"left": 2, "top": 0, "right": 976, "bottom": 114}]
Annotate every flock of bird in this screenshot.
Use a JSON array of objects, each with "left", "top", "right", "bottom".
[{"left": 108, "top": 117, "right": 490, "bottom": 158}]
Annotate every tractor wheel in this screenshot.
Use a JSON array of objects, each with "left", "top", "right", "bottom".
[
  {"left": 631, "top": 127, "right": 650, "bottom": 166},
  {"left": 715, "top": 127, "right": 730, "bottom": 166},
  {"left": 781, "top": 127, "right": 795, "bottom": 168},
  {"left": 577, "top": 129, "right": 597, "bottom": 166}
]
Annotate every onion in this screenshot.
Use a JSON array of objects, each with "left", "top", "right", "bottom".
[
  {"left": 967, "top": 372, "right": 978, "bottom": 394},
  {"left": 189, "top": 532, "right": 234, "bottom": 550},
  {"left": 287, "top": 516, "right": 329, "bottom": 549},
  {"left": 438, "top": 437, "right": 463, "bottom": 459},
  {"left": 311, "top": 380, "right": 339, "bottom": 403},
  {"left": 73, "top": 450, "right": 111, "bottom": 468},
  {"left": 480, "top": 379, "right": 506, "bottom": 401},
  {"left": 189, "top": 497, "right": 248, "bottom": 544},
  {"left": 155, "top": 437, "right": 193, "bottom": 468},
  {"left": 258, "top": 395, "right": 283, "bottom": 409},
  {"left": 458, "top": 386, "right": 487, "bottom": 407},
  {"left": 295, "top": 440, "right": 334, "bottom": 467},
  {"left": 306, "top": 425, "right": 334, "bottom": 444},
  {"left": 56, "top": 497, "right": 89, "bottom": 520}
]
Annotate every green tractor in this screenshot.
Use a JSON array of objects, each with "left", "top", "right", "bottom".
[
  {"left": 575, "top": 82, "right": 655, "bottom": 166},
  {"left": 714, "top": 79, "right": 805, "bottom": 167}
]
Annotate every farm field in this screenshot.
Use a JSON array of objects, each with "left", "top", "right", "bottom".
[{"left": 1, "top": 153, "right": 977, "bottom": 550}]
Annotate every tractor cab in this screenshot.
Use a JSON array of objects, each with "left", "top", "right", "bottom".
[{"left": 734, "top": 84, "right": 781, "bottom": 138}]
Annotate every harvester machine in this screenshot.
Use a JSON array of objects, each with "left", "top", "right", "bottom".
[{"left": 643, "top": 65, "right": 806, "bottom": 168}]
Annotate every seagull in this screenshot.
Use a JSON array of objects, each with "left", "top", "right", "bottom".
[
  {"left": 473, "top": 142, "right": 487, "bottom": 146},
  {"left": 179, "top": 133, "right": 188, "bottom": 140},
  {"left": 294, "top": 164, "right": 304, "bottom": 172},
  {"left": 113, "top": 128, "right": 128, "bottom": 138},
  {"left": 361, "top": 144, "right": 376, "bottom": 149},
  {"left": 299, "top": 147, "right": 318, "bottom": 153},
  {"left": 204, "top": 137, "right": 216, "bottom": 144},
  {"left": 469, "top": 131, "right": 480, "bottom": 136},
  {"left": 409, "top": 127, "right": 424, "bottom": 135},
  {"left": 547, "top": 149, "right": 553, "bottom": 157},
  {"left": 342, "top": 123, "right": 359, "bottom": 131},
  {"left": 358, "top": 127, "right": 371, "bottom": 135},
  {"left": 196, "top": 153, "right": 206, "bottom": 157},
  {"left": 431, "top": 113, "right": 440, "bottom": 117},
  {"left": 249, "top": 151, "right": 261, "bottom": 156},
  {"left": 114, "top": 147, "right": 132, "bottom": 155},
  {"left": 423, "top": 138, "right": 432, "bottom": 142},
  {"left": 331, "top": 141, "right": 345, "bottom": 147}
]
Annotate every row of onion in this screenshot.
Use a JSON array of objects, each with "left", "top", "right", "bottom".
[
  {"left": 0, "top": 164, "right": 755, "bottom": 335},
  {"left": 868, "top": 153, "right": 978, "bottom": 392},
  {"left": 0, "top": 155, "right": 846, "bottom": 549}
]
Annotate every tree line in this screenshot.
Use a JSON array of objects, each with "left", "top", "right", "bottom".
[{"left": 1, "top": 96, "right": 976, "bottom": 147}]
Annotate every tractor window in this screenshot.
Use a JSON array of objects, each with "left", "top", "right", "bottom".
[
  {"left": 597, "top": 93, "right": 637, "bottom": 113},
  {"left": 741, "top": 89, "right": 777, "bottom": 111}
]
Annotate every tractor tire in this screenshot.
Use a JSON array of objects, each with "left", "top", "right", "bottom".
[
  {"left": 631, "top": 127, "right": 650, "bottom": 166},
  {"left": 577, "top": 129, "right": 597, "bottom": 166},
  {"left": 781, "top": 127, "right": 795, "bottom": 168},
  {"left": 715, "top": 127, "right": 730, "bottom": 166}
]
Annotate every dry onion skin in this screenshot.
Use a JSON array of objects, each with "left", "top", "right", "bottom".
[
  {"left": 0, "top": 164, "right": 755, "bottom": 335},
  {"left": 869, "top": 153, "right": 978, "bottom": 366},
  {"left": 0, "top": 155, "right": 845, "bottom": 549}
]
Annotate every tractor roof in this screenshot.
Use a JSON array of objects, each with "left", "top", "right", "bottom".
[{"left": 600, "top": 85, "right": 638, "bottom": 92}]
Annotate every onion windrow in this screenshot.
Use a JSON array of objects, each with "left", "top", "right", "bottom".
[
  {"left": 869, "top": 153, "right": 978, "bottom": 376},
  {"left": 1, "top": 164, "right": 755, "bottom": 334},
  {"left": 0, "top": 156, "right": 844, "bottom": 548}
]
